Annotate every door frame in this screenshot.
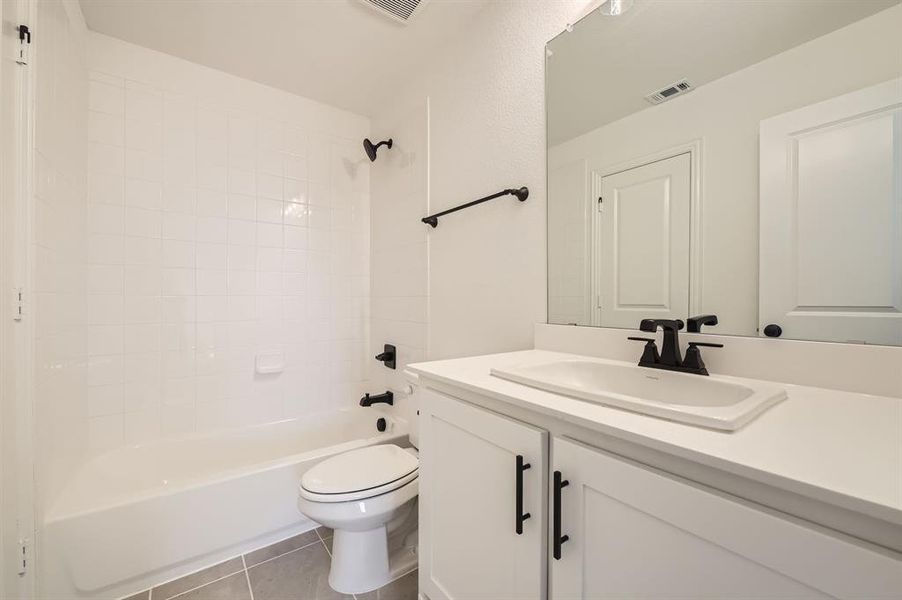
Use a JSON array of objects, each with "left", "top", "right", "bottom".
[{"left": 588, "top": 139, "right": 703, "bottom": 326}]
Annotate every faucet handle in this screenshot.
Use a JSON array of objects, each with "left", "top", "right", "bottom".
[
  {"left": 627, "top": 337, "right": 660, "bottom": 366},
  {"left": 683, "top": 342, "right": 722, "bottom": 375}
]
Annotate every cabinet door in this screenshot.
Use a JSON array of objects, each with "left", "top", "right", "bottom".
[
  {"left": 551, "top": 437, "right": 902, "bottom": 599},
  {"left": 420, "top": 389, "right": 548, "bottom": 600}
]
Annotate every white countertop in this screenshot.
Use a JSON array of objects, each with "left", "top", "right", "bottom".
[{"left": 408, "top": 349, "right": 902, "bottom": 527}]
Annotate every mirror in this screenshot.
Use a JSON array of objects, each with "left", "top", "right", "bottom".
[{"left": 546, "top": 0, "right": 902, "bottom": 345}]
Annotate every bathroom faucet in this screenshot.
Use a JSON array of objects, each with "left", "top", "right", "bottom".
[
  {"left": 639, "top": 319, "right": 685, "bottom": 367},
  {"left": 629, "top": 319, "right": 723, "bottom": 376},
  {"left": 360, "top": 391, "right": 394, "bottom": 407}
]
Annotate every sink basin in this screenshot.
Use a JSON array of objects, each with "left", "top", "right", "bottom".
[{"left": 490, "top": 359, "right": 786, "bottom": 431}]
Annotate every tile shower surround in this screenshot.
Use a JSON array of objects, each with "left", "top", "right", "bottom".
[{"left": 84, "top": 67, "right": 371, "bottom": 454}]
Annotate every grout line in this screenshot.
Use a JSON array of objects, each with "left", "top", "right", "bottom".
[
  {"left": 165, "top": 567, "right": 246, "bottom": 600},
  {"left": 241, "top": 555, "right": 255, "bottom": 600},
  {"left": 244, "top": 536, "right": 326, "bottom": 570}
]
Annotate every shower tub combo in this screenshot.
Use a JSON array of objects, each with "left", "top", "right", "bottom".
[{"left": 41, "top": 409, "right": 406, "bottom": 599}]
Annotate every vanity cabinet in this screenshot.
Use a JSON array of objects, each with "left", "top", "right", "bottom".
[
  {"left": 550, "top": 437, "right": 901, "bottom": 599},
  {"left": 419, "top": 388, "right": 902, "bottom": 600},
  {"left": 419, "top": 389, "right": 548, "bottom": 600}
]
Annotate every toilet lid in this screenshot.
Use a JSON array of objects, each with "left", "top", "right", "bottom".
[{"left": 301, "top": 444, "right": 418, "bottom": 497}]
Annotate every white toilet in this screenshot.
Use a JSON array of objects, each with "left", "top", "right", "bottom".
[{"left": 297, "top": 441, "right": 419, "bottom": 594}]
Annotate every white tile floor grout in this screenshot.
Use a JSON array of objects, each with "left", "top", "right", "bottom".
[
  {"left": 166, "top": 567, "right": 246, "bottom": 600},
  {"left": 241, "top": 555, "right": 255, "bottom": 600}
]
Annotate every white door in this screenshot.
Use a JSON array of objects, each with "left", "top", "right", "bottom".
[
  {"left": 419, "top": 389, "right": 548, "bottom": 600},
  {"left": 550, "top": 437, "right": 902, "bottom": 599},
  {"left": 593, "top": 153, "right": 691, "bottom": 328},
  {"left": 760, "top": 78, "right": 902, "bottom": 344}
]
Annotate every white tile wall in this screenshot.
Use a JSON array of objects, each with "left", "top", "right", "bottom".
[{"left": 83, "top": 34, "right": 371, "bottom": 453}]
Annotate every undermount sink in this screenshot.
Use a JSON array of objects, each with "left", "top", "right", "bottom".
[{"left": 490, "top": 359, "right": 787, "bottom": 431}]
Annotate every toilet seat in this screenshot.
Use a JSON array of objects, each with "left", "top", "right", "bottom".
[{"left": 300, "top": 444, "right": 418, "bottom": 503}]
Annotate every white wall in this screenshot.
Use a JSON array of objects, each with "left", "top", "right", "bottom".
[
  {"left": 372, "top": 0, "right": 587, "bottom": 361},
  {"left": 369, "top": 98, "right": 429, "bottom": 428},
  {"left": 32, "top": 0, "right": 90, "bottom": 512},
  {"left": 80, "top": 33, "right": 371, "bottom": 455},
  {"left": 548, "top": 4, "right": 902, "bottom": 336}
]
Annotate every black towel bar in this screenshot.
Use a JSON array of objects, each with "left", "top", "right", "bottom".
[{"left": 421, "top": 187, "right": 528, "bottom": 228}]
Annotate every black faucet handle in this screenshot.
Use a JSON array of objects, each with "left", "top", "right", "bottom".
[
  {"left": 375, "top": 344, "right": 396, "bottom": 369},
  {"left": 627, "top": 337, "right": 660, "bottom": 366},
  {"left": 687, "top": 314, "right": 718, "bottom": 333},
  {"left": 683, "top": 342, "right": 722, "bottom": 375}
]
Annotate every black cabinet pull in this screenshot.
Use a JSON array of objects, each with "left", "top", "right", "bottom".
[
  {"left": 515, "top": 455, "right": 531, "bottom": 535},
  {"left": 553, "top": 470, "right": 570, "bottom": 560}
]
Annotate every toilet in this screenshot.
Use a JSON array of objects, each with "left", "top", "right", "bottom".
[{"left": 297, "top": 437, "right": 419, "bottom": 594}]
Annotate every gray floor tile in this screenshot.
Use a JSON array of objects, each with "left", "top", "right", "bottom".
[
  {"left": 153, "top": 558, "right": 244, "bottom": 600},
  {"left": 174, "top": 572, "right": 252, "bottom": 600},
  {"left": 123, "top": 592, "right": 149, "bottom": 600},
  {"left": 315, "top": 526, "right": 333, "bottom": 539},
  {"left": 322, "top": 536, "right": 333, "bottom": 553},
  {"left": 357, "top": 571, "right": 418, "bottom": 600},
  {"left": 247, "top": 542, "right": 350, "bottom": 600},
  {"left": 245, "top": 530, "right": 321, "bottom": 567}
]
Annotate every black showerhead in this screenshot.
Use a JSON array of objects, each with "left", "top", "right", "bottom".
[{"left": 363, "top": 138, "right": 392, "bottom": 162}]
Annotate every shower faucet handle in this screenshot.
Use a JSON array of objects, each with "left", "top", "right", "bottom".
[{"left": 375, "top": 344, "right": 396, "bottom": 369}]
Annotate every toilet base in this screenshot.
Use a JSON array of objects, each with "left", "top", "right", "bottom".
[{"left": 328, "top": 527, "right": 418, "bottom": 594}]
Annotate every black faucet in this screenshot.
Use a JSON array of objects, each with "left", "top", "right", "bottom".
[
  {"left": 629, "top": 318, "right": 722, "bottom": 376},
  {"left": 639, "top": 319, "right": 685, "bottom": 367},
  {"left": 360, "top": 391, "right": 394, "bottom": 407},
  {"left": 687, "top": 314, "right": 718, "bottom": 333}
]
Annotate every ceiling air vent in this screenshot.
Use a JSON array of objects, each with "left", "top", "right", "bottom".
[
  {"left": 358, "top": 0, "right": 429, "bottom": 24},
  {"left": 644, "top": 79, "right": 694, "bottom": 105}
]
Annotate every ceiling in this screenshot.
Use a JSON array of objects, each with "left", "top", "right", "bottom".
[
  {"left": 78, "top": 0, "right": 489, "bottom": 117},
  {"left": 547, "top": 0, "right": 899, "bottom": 145}
]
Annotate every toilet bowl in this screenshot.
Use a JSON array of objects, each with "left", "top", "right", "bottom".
[{"left": 297, "top": 443, "right": 419, "bottom": 594}]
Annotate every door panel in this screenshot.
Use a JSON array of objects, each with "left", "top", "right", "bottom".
[
  {"left": 760, "top": 78, "right": 902, "bottom": 344},
  {"left": 420, "top": 390, "right": 547, "bottom": 600},
  {"left": 551, "top": 437, "right": 902, "bottom": 599},
  {"left": 595, "top": 153, "right": 691, "bottom": 327}
]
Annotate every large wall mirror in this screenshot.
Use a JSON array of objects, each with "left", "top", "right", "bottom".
[{"left": 546, "top": 0, "right": 902, "bottom": 345}]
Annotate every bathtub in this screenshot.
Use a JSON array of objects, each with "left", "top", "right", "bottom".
[{"left": 41, "top": 409, "right": 407, "bottom": 599}]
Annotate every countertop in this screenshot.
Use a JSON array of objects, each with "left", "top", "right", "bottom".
[{"left": 407, "top": 349, "right": 902, "bottom": 527}]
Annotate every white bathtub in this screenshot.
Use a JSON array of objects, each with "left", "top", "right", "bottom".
[{"left": 42, "top": 409, "right": 407, "bottom": 599}]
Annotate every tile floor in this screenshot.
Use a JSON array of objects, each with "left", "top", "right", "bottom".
[{"left": 125, "top": 527, "right": 418, "bottom": 600}]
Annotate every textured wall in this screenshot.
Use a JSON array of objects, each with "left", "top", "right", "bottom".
[{"left": 372, "top": 0, "right": 587, "bottom": 361}]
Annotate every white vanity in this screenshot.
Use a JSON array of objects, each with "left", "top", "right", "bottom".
[{"left": 408, "top": 332, "right": 902, "bottom": 599}]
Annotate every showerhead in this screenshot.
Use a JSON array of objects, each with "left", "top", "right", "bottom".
[{"left": 363, "top": 138, "right": 392, "bottom": 162}]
